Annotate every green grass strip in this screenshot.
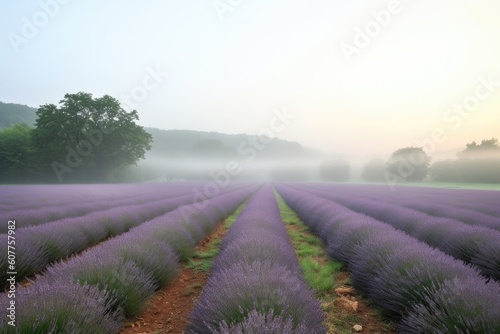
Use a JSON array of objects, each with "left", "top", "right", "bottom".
[
  {"left": 276, "top": 193, "right": 343, "bottom": 295},
  {"left": 186, "top": 202, "right": 247, "bottom": 273},
  {"left": 276, "top": 192, "right": 394, "bottom": 334}
]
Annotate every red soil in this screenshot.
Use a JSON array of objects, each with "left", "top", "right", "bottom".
[{"left": 120, "top": 221, "right": 227, "bottom": 334}]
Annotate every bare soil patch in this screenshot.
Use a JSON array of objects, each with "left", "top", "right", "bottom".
[
  {"left": 120, "top": 221, "right": 227, "bottom": 334},
  {"left": 328, "top": 271, "right": 395, "bottom": 334}
]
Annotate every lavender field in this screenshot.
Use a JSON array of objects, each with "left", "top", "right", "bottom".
[{"left": 1, "top": 182, "right": 499, "bottom": 333}]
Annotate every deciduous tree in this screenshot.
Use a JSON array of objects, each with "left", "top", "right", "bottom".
[
  {"left": 0, "top": 123, "right": 34, "bottom": 183},
  {"left": 31, "top": 92, "right": 152, "bottom": 182},
  {"left": 386, "top": 147, "right": 431, "bottom": 182}
]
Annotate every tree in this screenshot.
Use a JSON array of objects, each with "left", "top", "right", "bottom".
[
  {"left": 361, "top": 159, "right": 386, "bottom": 182},
  {"left": 456, "top": 138, "right": 500, "bottom": 183},
  {"left": 386, "top": 147, "right": 431, "bottom": 182},
  {"left": 31, "top": 92, "right": 152, "bottom": 182},
  {"left": 0, "top": 123, "right": 34, "bottom": 183},
  {"left": 319, "top": 159, "right": 350, "bottom": 182},
  {"left": 459, "top": 138, "right": 500, "bottom": 158}
]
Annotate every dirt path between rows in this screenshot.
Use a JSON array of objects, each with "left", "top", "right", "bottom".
[
  {"left": 120, "top": 221, "right": 228, "bottom": 334},
  {"left": 286, "top": 220, "right": 395, "bottom": 334},
  {"left": 121, "top": 217, "right": 395, "bottom": 334}
]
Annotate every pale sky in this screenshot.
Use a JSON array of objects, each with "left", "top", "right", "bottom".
[{"left": 1, "top": 0, "right": 499, "bottom": 158}]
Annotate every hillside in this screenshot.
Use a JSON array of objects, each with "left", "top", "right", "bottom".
[
  {"left": 0, "top": 102, "right": 37, "bottom": 128},
  {"left": 0, "top": 102, "right": 321, "bottom": 162},
  {"left": 145, "top": 128, "right": 321, "bottom": 161}
]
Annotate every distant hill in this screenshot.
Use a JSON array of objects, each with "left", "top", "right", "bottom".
[
  {"left": 0, "top": 101, "right": 327, "bottom": 181},
  {"left": 139, "top": 128, "right": 324, "bottom": 181},
  {"left": 0, "top": 102, "right": 37, "bottom": 128},
  {"left": 0, "top": 102, "right": 321, "bottom": 161},
  {"left": 145, "top": 128, "right": 322, "bottom": 161}
]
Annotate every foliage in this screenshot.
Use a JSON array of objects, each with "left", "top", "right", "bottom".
[
  {"left": 0, "top": 123, "right": 34, "bottom": 183},
  {"left": 459, "top": 138, "right": 500, "bottom": 157},
  {"left": 30, "top": 92, "right": 152, "bottom": 182},
  {"left": 430, "top": 139, "right": 500, "bottom": 183},
  {"left": 386, "top": 147, "right": 431, "bottom": 182}
]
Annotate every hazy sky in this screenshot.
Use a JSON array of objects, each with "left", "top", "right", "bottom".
[{"left": 1, "top": 0, "right": 499, "bottom": 158}]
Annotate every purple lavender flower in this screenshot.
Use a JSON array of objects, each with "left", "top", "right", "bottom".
[
  {"left": 399, "top": 278, "right": 500, "bottom": 333},
  {"left": 212, "top": 309, "right": 315, "bottom": 334},
  {"left": 187, "top": 261, "right": 325, "bottom": 334},
  {"left": 0, "top": 280, "right": 123, "bottom": 334}
]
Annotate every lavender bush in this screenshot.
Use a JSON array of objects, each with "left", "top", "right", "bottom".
[
  {"left": 399, "top": 277, "right": 500, "bottom": 333},
  {"left": 188, "top": 261, "right": 325, "bottom": 334},
  {"left": 212, "top": 309, "right": 311, "bottom": 334},
  {"left": 212, "top": 237, "right": 300, "bottom": 273},
  {"left": 45, "top": 254, "right": 157, "bottom": 317},
  {"left": 0, "top": 280, "right": 123, "bottom": 334}
]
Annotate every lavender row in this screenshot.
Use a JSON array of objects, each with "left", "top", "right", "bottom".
[
  {"left": 313, "top": 183, "right": 500, "bottom": 217},
  {"left": 370, "top": 183, "right": 500, "bottom": 208},
  {"left": 393, "top": 200, "right": 500, "bottom": 230},
  {"left": 308, "top": 183, "right": 500, "bottom": 230},
  {"left": 275, "top": 184, "right": 500, "bottom": 333},
  {"left": 0, "top": 192, "right": 199, "bottom": 289},
  {"left": 186, "top": 185, "right": 325, "bottom": 334},
  {"left": 356, "top": 184, "right": 500, "bottom": 226},
  {"left": 0, "top": 184, "right": 257, "bottom": 333},
  {"left": 0, "top": 182, "right": 250, "bottom": 288},
  {"left": 0, "top": 183, "right": 171, "bottom": 212},
  {"left": 0, "top": 184, "right": 195, "bottom": 232},
  {"left": 297, "top": 184, "right": 500, "bottom": 282}
]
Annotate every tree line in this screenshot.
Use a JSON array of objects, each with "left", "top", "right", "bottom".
[
  {"left": 1, "top": 92, "right": 498, "bottom": 184},
  {"left": 0, "top": 92, "right": 152, "bottom": 183},
  {"left": 318, "top": 140, "right": 500, "bottom": 183}
]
